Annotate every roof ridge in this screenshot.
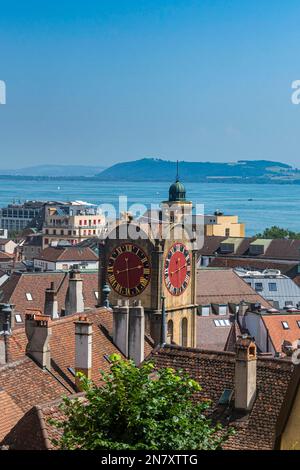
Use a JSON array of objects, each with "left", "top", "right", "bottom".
[
  {"left": 34, "top": 405, "right": 52, "bottom": 450},
  {"left": 0, "top": 356, "right": 29, "bottom": 371}
]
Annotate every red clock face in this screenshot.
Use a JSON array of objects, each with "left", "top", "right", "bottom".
[
  {"left": 164, "top": 242, "right": 191, "bottom": 296},
  {"left": 107, "top": 243, "right": 151, "bottom": 297}
]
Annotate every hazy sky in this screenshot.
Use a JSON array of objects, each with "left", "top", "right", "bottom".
[{"left": 1, "top": 0, "right": 300, "bottom": 169}]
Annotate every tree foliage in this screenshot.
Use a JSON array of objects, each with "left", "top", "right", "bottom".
[
  {"left": 50, "top": 354, "right": 232, "bottom": 450},
  {"left": 256, "top": 226, "right": 300, "bottom": 240}
]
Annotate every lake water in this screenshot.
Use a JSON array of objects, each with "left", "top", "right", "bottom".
[{"left": 0, "top": 179, "right": 299, "bottom": 236}]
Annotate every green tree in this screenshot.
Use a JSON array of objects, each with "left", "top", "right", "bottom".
[
  {"left": 256, "top": 226, "right": 300, "bottom": 239},
  {"left": 50, "top": 354, "right": 232, "bottom": 450}
]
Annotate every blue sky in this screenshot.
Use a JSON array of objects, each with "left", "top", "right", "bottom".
[{"left": 0, "top": 0, "right": 300, "bottom": 169}]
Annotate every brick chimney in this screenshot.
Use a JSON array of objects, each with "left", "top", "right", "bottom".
[
  {"left": 65, "top": 270, "right": 84, "bottom": 316},
  {"left": 128, "top": 301, "right": 145, "bottom": 365},
  {"left": 25, "top": 313, "right": 52, "bottom": 370},
  {"left": 44, "top": 282, "right": 59, "bottom": 319},
  {"left": 113, "top": 300, "right": 129, "bottom": 357},
  {"left": 235, "top": 335, "right": 257, "bottom": 411},
  {"left": 74, "top": 316, "right": 93, "bottom": 390}
]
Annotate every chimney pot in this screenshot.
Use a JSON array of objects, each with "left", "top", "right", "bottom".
[
  {"left": 44, "top": 283, "right": 59, "bottom": 319},
  {"left": 65, "top": 270, "right": 84, "bottom": 315},
  {"left": 235, "top": 335, "right": 257, "bottom": 411},
  {"left": 74, "top": 319, "right": 93, "bottom": 390},
  {"left": 25, "top": 313, "right": 52, "bottom": 370}
]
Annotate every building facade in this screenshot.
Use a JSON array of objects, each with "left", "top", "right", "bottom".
[
  {"left": 99, "top": 176, "right": 198, "bottom": 348},
  {"left": 0, "top": 201, "right": 45, "bottom": 233},
  {"left": 204, "top": 212, "right": 245, "bottom": 237},
  {"left": 42, "top": 201, "right": 106, "bottom": 248}
]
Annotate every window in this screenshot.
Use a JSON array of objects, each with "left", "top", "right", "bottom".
[
  {"left": 297, "top": 321, "right": 300, "bottom": 328},
  {"left": 225, "top": 228, "right": 230, "bottom": 237},
  {"left": 285, "top": 301, "right": 293, "bottom": 306},
  {"left": 268, "top": 282, "right": 277, "bottom": 292},
  {"left": 167, "top": 320, "right": 174, "bottom": 344},
  {"left": 15, "top": 314, "right": 22, "bottom": 323},
  {"left": 181, "top": 318, "right": 188, "bottom": 347},
  {"left": 25, "top": 292, "right": 33, "bottom": 301},
  {"left": 254, "top": 282, "right": 263, "bottom": 292},
  {"left": 94, "top": 291, "right": 99, "bottom": 299},
  {"left": 219, "top": 305, "right": 227, "bottom": 315},
  {"left": 282, "top": 321, "right": 289, "bottom": 330},
  {"left": 214, "top": 319, "right": 230, "bottom": 327},
  {"left": 201, "top": 305, "right": 210, "bottom": 316}
]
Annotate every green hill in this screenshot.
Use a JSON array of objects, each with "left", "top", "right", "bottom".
[{"left": 96, "top": 158, "right": 294, "bottom": 182}]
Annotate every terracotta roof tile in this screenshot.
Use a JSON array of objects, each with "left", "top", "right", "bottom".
[
  {"left": 0, "top": 271, "right": 99, "bottom": 321},
  {"left": 150, "top": 345, "right": 295, "bottom": 450},
  {"left": 0, "top": 389, "right": 24, "bottom": 442},
  {"left": 0, "top": 357, "right": 66, "bottom": 414},
  {"left": 262, "top": 314, "right": 300, "bottom": 353},
  {"left": 36, "top": 246, "right": 98, "bottom": 262},
  {"left": 197, "top": 269, "right": 272, "bottom": 307}
]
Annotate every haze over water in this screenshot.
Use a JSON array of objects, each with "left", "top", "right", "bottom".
[{"left": 0, "top": 179, "right": 299, "bottom": 236}]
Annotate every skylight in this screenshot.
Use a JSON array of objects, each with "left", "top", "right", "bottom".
[
  {"left": 25, "top": 292, "right": 33, "bottom": 301},
  {"left": 282, "top": 321, "right": 289, "bottom": 330}
]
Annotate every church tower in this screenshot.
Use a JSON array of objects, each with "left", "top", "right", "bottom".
[
  {"left": 160, "top": 161, "right": 193, "bottom": 224},
  {"left": 98, "top": 165, "right": 198, "bottom": 348}
]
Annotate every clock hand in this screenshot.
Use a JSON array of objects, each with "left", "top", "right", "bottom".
[
  {"left": 170, "top": 263, "right": 187, "bottom": 275},
  {"left": 116, "top": 264, "right": 143, "bottom": 274},
  {"left": 125, "top": 258, "right": 130, "bottom": 289}
]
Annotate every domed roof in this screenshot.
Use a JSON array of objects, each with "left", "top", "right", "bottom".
[{"left": 168, "top": 178, "right": 186, "bottom": 202}]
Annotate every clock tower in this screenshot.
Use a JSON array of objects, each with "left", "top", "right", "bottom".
[{"left": 98, "top": 174, "right": 198, "bottom": 348}]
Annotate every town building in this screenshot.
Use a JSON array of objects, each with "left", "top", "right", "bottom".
[
  {"left": 33, "top": 245, "right": 99, "bottom": 272},
  {"left": 238, "top": 303, "right": 300, "bottom": 357},
  {"left": 196, "top": 268, "right": 272, "bottom": 350},
  {"left": 99, "top": 174, "right": 198, "bottom": 349},
  {"left": 204, "top": 211, "right": 245, "bottom": 237},
  {"left": 150, "top": 339, "right": 300, "bottom": 450},
  {"left": 0, "top": 270, "right": 99, "bottom": 327},
  {"left": 0, "top": 229, "right": 8, "bottom": 239},
  {"left": 0, "top": 200, "right": 46, "bottom": 234},
  {"left": 198, "top": 236, "right": 300, "bottom": 286},
  {"left": 0, "top": 238, "right": 17, "bottom": 255},
  {"left": 42, "top": 201, "right": 106, "bottom": 248},
  {"left": 234, "top": 267, "right": 300, "bottom": 309},
  {"left": 21, "top": 233, "right": 43, "bottom": 261}
]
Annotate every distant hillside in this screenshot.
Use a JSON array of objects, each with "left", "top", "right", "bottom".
[
  {"left": 96, "top": 158, "right": 296, "bottom": 182},
  {"left": 0, "top": 164, "right": 106, "bottom": 177}
]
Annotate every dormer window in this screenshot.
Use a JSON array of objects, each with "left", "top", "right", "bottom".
[
  {"left": 249, "top": 244, "right": 264, "bottom": 255},
  {"left": 268, "top": 282, "right": 277, "bottom": 292},
  {"left": 200, "top": 305, "right": 210, "bottom": 316},
  {"left": 219, "top": 304, "right": 227, "bottom": 315}
]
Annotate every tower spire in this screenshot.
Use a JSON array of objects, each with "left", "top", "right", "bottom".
[{"left": 176, "top": 160, "right": 179, "bottom": 182}]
